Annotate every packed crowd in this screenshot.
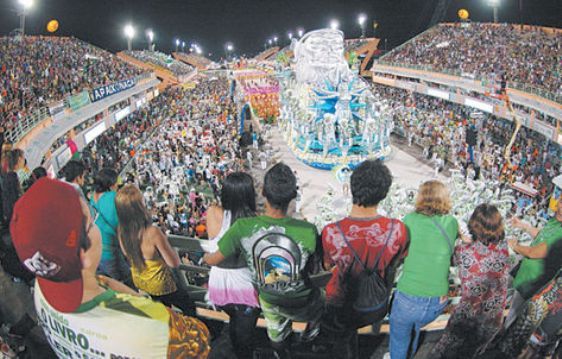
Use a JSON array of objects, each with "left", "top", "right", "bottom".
[
  {"left": 125, "top": 50, "right": 195, "bottom": 77},
  {"left": 174, "top": 52, "right": 213, "bottom": 69},
  {"left": 0, "top": 36, "right": 145, "bottom": 128},
  {"left": 3, "top": 149, "right": 560, "bottom": 358},
  {"left": 381, "top": 23, "right": 561, "bottom": 96},
  {"left": 373, "top": 83, "right": 560, "bottom": 222},
  {"left": 0, "top": 51, "right": 559, "bottom": 359}
]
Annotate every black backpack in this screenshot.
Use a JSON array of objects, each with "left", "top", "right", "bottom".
[{"left": 336, "top": 219, "right": 394, "bottom": 313}]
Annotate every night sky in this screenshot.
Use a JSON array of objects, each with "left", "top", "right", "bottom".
[{"left": 0, "top": 0, "right": 560, "bottom": 60}]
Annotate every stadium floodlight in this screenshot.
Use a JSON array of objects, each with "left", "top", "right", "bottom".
[
  {"left": 175, "top": 38, "right": 180, "bottom": 52},
  {"left": 18, "top": 0, "right": 33, "bottom": 37},
  {"left": 288, "top": 32, "right": 293, "bottom": 40},
  {"left": 330, "top": 19, "right": 339, "bottom": 30},
  {"left": 226, "top": 44, "right": 234, "bottom": 52},
  {"left": 268, "top": 39, "right": 273, "bottom": 46},
  {"left": 124, "top": 24, "right": 135, "bottom": 51},
  {"left": 273, "top": 36, "right": 278, "bottom": 44},
  {"left": 358, "top": 13, "right": 367, "bottom": 38},
  {"left": 146, "top": 29, "right": 154, "bottom": 50},
  {"left": 298, "top": 29, "right": 304, "bottom": 37},
  {"left": 195, "top": 47, "right": 202, "bottom": 55},
  {"left": 487, "top": 0, "right": 500, "bottom": 23},
  {"left": 181, "top": 41, "right": 186, "bottom": 51},
  {"left": 19, "top": 0, "right": 33, "bottom": 8}
]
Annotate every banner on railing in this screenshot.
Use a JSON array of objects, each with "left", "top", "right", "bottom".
[
  {"left": 48, "top": 100, "right": 65, "bottom": 120},
  {"left": 68, "top": 91, "right": 91, "bottom": 111},
  {"left": 90, "top": 78, "right": 137, "bottom": 103}
]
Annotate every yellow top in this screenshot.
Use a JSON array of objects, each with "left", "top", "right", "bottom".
[{"left": 131, "top": 258, "right": 177, "bottom": 296}]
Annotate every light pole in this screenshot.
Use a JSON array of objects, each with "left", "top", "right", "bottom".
[
  {"left": 124, "top": 24, "right": 135, "bottom": 51},
  {"left": 298, "top": 28, "right": 304, "bottom": 38},
  {"left": 146, "top": 29, "right": 154, "bottom": 51},
  {"left": 358, "top": 13, "right": 367, "bottom": 38},
  {"left": 288, "top": 32, "right": 293, "bottom": 41},
  {"left": 18, "top": 0, "right": 33, "bottom": 37},
  {"left": 273, "top": 36, "right": 278, "bottom": 46},
  {"left": 225, "top": 43, "right": 234, "bottom": 60},
  {"left": 175, "top": 38, "right": 180, "bottom": 52},
  {"left": 488, "top": 0, "right": 500, "bottom": 23},
  {"left": 181, "top": 41, "right": 186, "bottom": 52},
  {"left": 330, "top": 19, "right": 339, "bottom": 30},
  {"left": 268, "top": 39, "right": 273, "bottom": 47}
]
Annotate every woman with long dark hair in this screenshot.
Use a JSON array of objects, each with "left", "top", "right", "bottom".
[
  {"left": 205, "top": 172, "right": 259, "bottom": 358},
  {"left": 115, "top": 184, "right": 195, "bottom": 315}
]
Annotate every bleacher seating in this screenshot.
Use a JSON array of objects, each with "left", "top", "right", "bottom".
[
  {"left": 380, "top": 23, "right": 561, "bottom": 98},
  {"left": 125, "top": 50, "right": 195, "bottom": 78},
  {"left": 0, "top": 36, "right": 146, "bottom": 135}
]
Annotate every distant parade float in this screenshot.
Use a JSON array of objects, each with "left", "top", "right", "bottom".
[
  {"left": 234, "top": 70, "right": 280, "bottom": 122},
  {"left": 278, "top": 29, "right": 393, "bottom": 170}
]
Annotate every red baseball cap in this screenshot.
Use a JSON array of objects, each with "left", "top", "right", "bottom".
[{"left": 11, "top": 178, "right": 84, "bottom": 313}]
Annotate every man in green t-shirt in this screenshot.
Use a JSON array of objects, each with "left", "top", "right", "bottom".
[
  {"left": 507, "top": 195, "right": 562, "bottom": 324},
  {"left": 204, "top": 163, "right": 324, "bottom": 358}
]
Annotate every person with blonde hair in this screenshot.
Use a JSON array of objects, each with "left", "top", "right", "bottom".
[
  {"left": 115, "top": 184, "right": 195, "bottom": 316},
  {"left": 389, "top": 180, "right": 459, "bottom": 359}
]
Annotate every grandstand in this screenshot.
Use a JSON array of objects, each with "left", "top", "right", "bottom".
[
  {"left": 253, "top": 46, "right": 280, "bottom": 62},
  {"left": 372, "top": 22, "right": 562, "bottom": 147},
  {"left": 118, "top": 50, "right": 196, "bottom": 87},
  {"left": 0, "top": 7, "right": 561, "bottom": 358},
  {"left": 0, "top": 36, "right": 146, "bottom": 144},
  {"left": 172, "top": 52, "right": 213, "bottom": 71},
  {"left": 344, "top": 37, "right": 381, "bottom": 76}
]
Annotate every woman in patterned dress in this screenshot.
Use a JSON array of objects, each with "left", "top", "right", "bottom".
[{"left": 430, "top": 204, "right": 511, "bottom": 358}]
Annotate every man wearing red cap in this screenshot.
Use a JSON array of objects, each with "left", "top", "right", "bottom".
[{"left": 11, "top": 178, "right": 210, "bottom": 358}]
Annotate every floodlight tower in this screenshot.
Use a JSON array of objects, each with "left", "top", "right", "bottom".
[
  {"left": 488, "top": 0, "right": 500, "bottom": 23},
  {"left": 175, "top": 39, "right": 180, "bottom": 52},
  {"left": 225, "top": 43, "right": 234, "bottom": 60},
  {"left": 358, "top": 13, "right": 367, "bottom": 38},
  {"left": 298, "top": 28, "right": 304, "bottom": 38},
  {"left": 18, "top": 0, "right": 33, "bottom": 37},
  {"left": 146, "top": 29, "right": 154, "bottom": 51},
  {"left": 124, "top": 24, "right": 135, "bottom": 51},
  {"left": 330, "top": 19, "right": 339, "bottom": 30}
]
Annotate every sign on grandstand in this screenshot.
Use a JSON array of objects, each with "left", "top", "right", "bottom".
[
  {"left": 48, "top": 100, "right": 65, "bottom": 121},
  {"left": 68, "top": 91, "right": 91, "bottom": 111},
  {"left": 90, "top": 78, "right": 137, "bottom": 103}
]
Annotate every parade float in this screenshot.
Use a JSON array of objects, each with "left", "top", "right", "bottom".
[{"left": 278, "top": 28, "right": 393, "bottom": 170}]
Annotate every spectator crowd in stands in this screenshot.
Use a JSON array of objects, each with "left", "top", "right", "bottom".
[
  {"left": 125, "top": 50, "right": 195, "bottom": 77},
  {"left": 373, "top": 83, "right": 560, "bottom": 224},
  {"left": 0, "top": 36, "right": 145, "bottom": 129},
  {"left": 381, "top": 23, "right": 561, "bottom": 96},
  {"left": 0, "top": 34, "right": 559, "bottom": 358}
]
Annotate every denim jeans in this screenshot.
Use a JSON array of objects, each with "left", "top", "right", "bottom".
[
  {"left": 389, "top": 290, "right": 448, "bottom": 359},
  {"left": 97, "top": 253, "right": 132, "bottom": 286}
]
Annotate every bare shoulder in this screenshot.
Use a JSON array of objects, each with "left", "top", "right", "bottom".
[
  {"left": 207, "top": 205, "right": 224, "bottom": 221},
  {"left": 145, "top": 225, "right": 166, "bottom": 242}
]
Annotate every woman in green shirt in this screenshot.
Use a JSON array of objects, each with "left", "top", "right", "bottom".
[
  {"left": 390, "top": 180, "right": 458, "bottom": 359},
  {"left": 505, "top": 195, "right": 562, "bottom": 326}
]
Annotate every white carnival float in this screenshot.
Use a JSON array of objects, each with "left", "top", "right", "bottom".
[{"left": 278, "top": 29, "right": 393, "bottom": 170}]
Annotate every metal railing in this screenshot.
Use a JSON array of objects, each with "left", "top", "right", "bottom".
[
  {"left": 10, "top": 73, "right": 154, "bottom": 146},
  {"left": 374, "top": 61, "right": 562, "bottom": 104},
  {"left": 5, "top": 106, "right": 50, "bottom": 144}
]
